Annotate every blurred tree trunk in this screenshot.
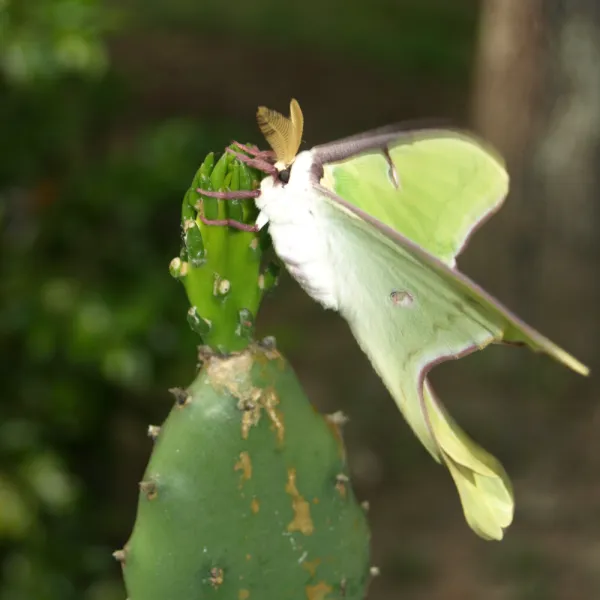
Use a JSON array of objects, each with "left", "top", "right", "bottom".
[{"left": 471, "top": 0, "right": 600, "bottom": 367}]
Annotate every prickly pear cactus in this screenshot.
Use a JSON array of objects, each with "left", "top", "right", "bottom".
[{"left": 116, "top": 146, "right": 372, "bottom": 600}]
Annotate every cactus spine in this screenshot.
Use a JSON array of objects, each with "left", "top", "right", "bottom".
[{"left": 118, "top": 146, "right": 372, "bottom": 599}]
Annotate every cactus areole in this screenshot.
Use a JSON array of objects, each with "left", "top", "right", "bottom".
[{"left": 118, "top": 148, "right": 372, "bottom": 599}]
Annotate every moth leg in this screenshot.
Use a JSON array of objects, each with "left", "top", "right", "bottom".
[
  {"left": 196, "top": 199, "right": 259, "bottom": 233},
  {"left": 229, "top": 143, "right": 275, "bottom": 162},
  {"left": 195, "top": 189, "right": 260, "bottom": 199},
  {"left": 226, "top": 147, "right": 277, "bottom": 177},
  {"left": 230, "top": 141, "right": 262, "bottom": 156}
]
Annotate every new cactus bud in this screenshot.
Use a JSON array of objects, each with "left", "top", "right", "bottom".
[{"left": 175, "top": 145, "right": 264, "bottom": 353}]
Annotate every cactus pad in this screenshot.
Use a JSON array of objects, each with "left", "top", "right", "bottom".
[{"left": 121, "top": 343, "right": 371, "bottom": 600}]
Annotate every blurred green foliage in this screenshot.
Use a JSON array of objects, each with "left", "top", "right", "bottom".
[
  {"left": 0, "top": 0, "right": 118, "bottom": 83},
  {"left": 0, "top": 1, "right": 480, "bottom": 598}
]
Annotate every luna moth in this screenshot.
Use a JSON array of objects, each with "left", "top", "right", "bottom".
[{"left": 196, "top": 99, "right": 589, "bottom": 541}]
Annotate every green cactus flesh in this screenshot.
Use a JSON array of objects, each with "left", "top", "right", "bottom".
[{"left": 121, "top": 344, "right": 371, "bottom": 600}]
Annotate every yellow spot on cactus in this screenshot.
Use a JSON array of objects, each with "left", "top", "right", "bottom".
[
  {"left": 263, "top": 387, "right": 285, "bottom": 444},
  {"left": 313, "top": 497, "right": 320, "bottom": 504},
  {"left": 207, "top": 352, "right": 254, "bottom": 398},
  {"left": 250, "top": 497, "right": 260, "bottom": 513},
  {"left": 239, "top": 387, "right": 285, "bottom": 444},
  {"left": 246, "top": 554, "right": 252, "bottom": 561},
  {"left": 305, "top": 581, "right": 332, "bottom": 600},
  {"left": 240, "top": 387, "right": 263, "bottom": 439},
  {"left": 209, "top": 567, "right": 224, "bottom": 588},
  {"left": 285, "top": 468, "right": 314, "bottom": 535},
  {"left": 206, "top": 346, "right": 289, "bottom": 440},
  {"left": 302, "top": 558, "right": 321, "bottom": 577},
  {"left": 234, "top": 452, "right": 252, "bottom": 487},
  {"left": 239, "top": 590, "right": 250, "bottom": 600}
]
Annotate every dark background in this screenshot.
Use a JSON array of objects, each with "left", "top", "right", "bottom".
[{"left": 1, "top": 1, "right": 598, "bottom": 598}]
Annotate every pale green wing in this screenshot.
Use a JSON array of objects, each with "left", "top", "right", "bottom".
[
  {"left": 315, "top": 129, "right": 588, "bottom": 362},
  {"left": 317, "top": 130, "right": 507, "bottom": 266},
  {"left": 311, "top": 185, "right": 587, "bottom": 540}
]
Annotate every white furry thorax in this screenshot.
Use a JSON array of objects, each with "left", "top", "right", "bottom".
[{"left": 255, "top": 150, "right": 340, "bottom": 310}]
